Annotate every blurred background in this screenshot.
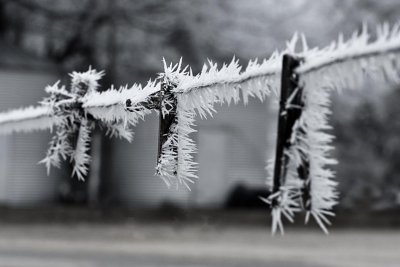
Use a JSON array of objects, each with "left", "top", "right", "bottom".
[{"left": 0, "top": 0, "right": 400, "bottom": 266}]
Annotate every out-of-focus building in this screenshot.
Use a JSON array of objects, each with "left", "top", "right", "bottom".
[
  {"left": 0, "top": 41, "right": 276, "bottom": 209},
  {"left": 0, "top": 42, "right": 61, "bottom": 206},
  {"left": 110, "top": 98, "right": 276, "bottom": 208}
]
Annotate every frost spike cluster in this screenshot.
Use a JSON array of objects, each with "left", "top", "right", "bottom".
[
  {"left": 155, "top": 62, "right": 197, "bottom": 190},
  {"left": 0, "top": 68, "right": 140, "bottom": 181},
  {"left": 0, "top": 106, "right": 54, "bottom": 134},
  {"left": 39, "top": 69, "right": 106, "bottom": 180}
]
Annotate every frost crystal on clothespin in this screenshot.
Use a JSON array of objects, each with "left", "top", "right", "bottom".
[
  {"left": 0, "top": 67, "right": 147, "bottom": 180},
  {"left": 39, "top": 68, "right": 105, "bottom": 180},
  {"left": 38, "top": 68, "right": 142, "bottom": 180},
  {"left": 155, "top": 59, "right": 197, "bottom": 190},
  {"left": 264, "top": 54, "right": 305, "bottom": 235}
]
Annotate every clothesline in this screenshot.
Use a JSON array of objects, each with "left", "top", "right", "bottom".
[{"left": 1, "top": 23, "right": 400, "bottom": 234}]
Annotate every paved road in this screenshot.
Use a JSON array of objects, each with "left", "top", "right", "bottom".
[{"left": 0, "top": 223, "right": 398, "bottom": 267}]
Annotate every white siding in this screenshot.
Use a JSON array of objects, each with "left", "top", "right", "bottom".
[
  {"left": 0, "top": 71, "right": 60, "bottom": 206},
  {"left": 192, "top": 97, "right": 277, "bottom": 206},
  {"left": 112, "top": 96, "right": 277, "bottom": 208},
  {"left": 111, "top": 113, "right": 190, "bottom": 208},
  {"left": 195, "top": 129, "right": 228, "bottom": 208}
]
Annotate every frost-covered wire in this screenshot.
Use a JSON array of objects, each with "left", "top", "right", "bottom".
[
  {"left": 297, "top": 23, "right": 400, "bottom": 81},
  {"left": 175, "top": 54, "right": 282, "bottom": 118},
  {"left": 0, "top": 68, "right": 140, "bottom": 180},
  {"left": 154, "top": 36, "right": 300, "bottom": 191},
  {"left": 83, "top": 80, "right": 159, "bottom": 126},
  {"left": 154, "top": 54, "right": 285, "bottom": 189},
  {"left": 1, "top": 23, "right": 400, "bottom": 234},
  {"left": 0, "top": 106, "right": 55, "bottom": 134}
]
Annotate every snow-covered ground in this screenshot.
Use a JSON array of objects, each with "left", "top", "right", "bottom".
[{"left": 0, "top": 223, "right": 398, "bottom": 267}]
